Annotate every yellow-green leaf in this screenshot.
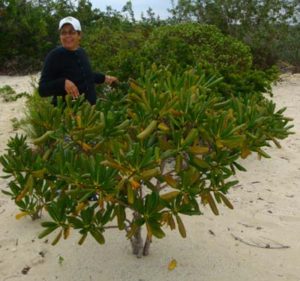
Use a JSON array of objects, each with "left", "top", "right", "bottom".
[
  {"left": 168, "top": 259, "right": 177, "bottom": 271},
  {"left": 127, "top": 184, "right": 135, "bottom": 204},
  {"left": 191, "top": 157, "right": 210, "bottom": 169},
  {"left": 31, "top": 168, "right": 47, "bottom": 179},
  {"left": 188, "top": 146, "right": 209, "bottom": 155},
  {"left": 160, "top": 191, "right": 180, "bottom": 201},
  {"left": 137, "top": 120, "right": 158, "bottom": 140},
  {"left": 15, "top": 212, "right": 28, "bottom": 220},
  {"left": 140, "top": 168, "right": 160, "bottom": 180},
  {"left": 16, "top": 174, "right": 34, "bottom": 202}
]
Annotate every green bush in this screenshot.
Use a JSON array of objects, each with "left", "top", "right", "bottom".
[
  {"left": 0, "top": 66, "right": 293, "bottom": 257},
  {"left": 168, "top": 0, "right": 300, "bottom": 70},
  {"left": 0, "top": 0, "right": 49, "bottom": 73},
  {"left": 82, "top": 22, "right": 151, "bottom": 80},
  {"left": 138, "top": 23, "right": 278, "bottom": 96},
  {"left": 84, "top": 22, "right": 278, "bottom": 97},
  {"left": 141, "top": 23, "right": 252, "bottom": 73}
]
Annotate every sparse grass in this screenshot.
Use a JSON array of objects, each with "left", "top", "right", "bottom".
[
  {"left": 10, "top": 117, "right": 21, "bottom": 131},
  {"left": 0, "top": 85, "right": 29, "bottom": 102}
]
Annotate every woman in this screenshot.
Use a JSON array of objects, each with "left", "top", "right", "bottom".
[{"left": 39, "top": 16, "right": 118, "bottom": 105}]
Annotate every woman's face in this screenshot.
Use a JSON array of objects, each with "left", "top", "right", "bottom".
[{"left": 60, "top": 24, "right": 81, "bottom": 51}]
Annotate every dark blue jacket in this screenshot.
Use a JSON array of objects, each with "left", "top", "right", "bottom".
[{"left": 39, "top": 46, "right": 105, "bottom": 105}]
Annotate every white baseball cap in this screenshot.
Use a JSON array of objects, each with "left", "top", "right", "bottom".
[{"left": 59, "top": 16, "right": 81, "bottom": 31}]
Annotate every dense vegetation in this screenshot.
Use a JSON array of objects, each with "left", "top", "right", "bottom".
[
  {"left": 0, "top": 0, "right": 299, "bottom": 74},
  {"left": 169, "top": 0, "right": 300, "bottom": 70}
]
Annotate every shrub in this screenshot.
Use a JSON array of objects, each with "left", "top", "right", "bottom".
[
  {"left": 138, "top": 23, "right": 278, "bottom": 96},
  {"left": 141, "top": 23, "right": 252, "bottom": 73},
  {"left": 84, "top": 22, "right": 278, "bottom": 97},
  {"left": 168, "top": 0, "right": 300, "bottom": 70},
  {"left": 82, "top": 22, "right": 151, "bottom": 80},
  {"left": 0, "top": 66, "right": 293, "bottom": 257}
]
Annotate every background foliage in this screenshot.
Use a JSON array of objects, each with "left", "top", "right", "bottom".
[
  {"left": 169, "top": 0, "right": 300, "bottom": 70},
  {"left": 0, "top": 0, "right": 299, "bottom": 74}
]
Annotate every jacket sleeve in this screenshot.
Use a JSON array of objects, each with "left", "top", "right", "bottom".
[
  {"left": 93, "top": 72, "right": 106, "bottom": 84},
  {"left": 38, "top": 51, "right": 66, "bottom": 97}
]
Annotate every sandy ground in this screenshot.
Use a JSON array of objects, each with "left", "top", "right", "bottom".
[{"left": 0, "top": 74, "right": 299, "bottom": 281}]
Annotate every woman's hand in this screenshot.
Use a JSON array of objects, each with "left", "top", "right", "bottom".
[
  {"left": 105, "top": 75, "right": 118, "bottom": 85},
  {"left": 65, "top": 79, "right": 79, "bottom": 99}
]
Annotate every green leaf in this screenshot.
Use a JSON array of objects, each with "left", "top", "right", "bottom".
[
  {"left": 182, "top": 128, "right": 198, "bottom": 147},
  {"left": 206, "top": 192, "right": 219, "bottom": 216},
  {"left": 146, "top": 221, "right": 165, "bottom": 239},
  {"left": 46, "top": 205, "right": 59, "bottom": 222},
  {"left": 101, "top": 206, "right": 114, "bottom": 225},
  {"left": 78, "top": 233, "right": 88, "bottom": 245},
  {"left": 175, "top": 215, "right": 187, "bottom": 238},
  {"left": 190, "top": 156, "right": 210, "bottom": 169},
  {"left": 78, "top": 191, "right": 95, "bottom": 203},
  {"left": 116, "top": 205, "right": 126, "bottom": 230},
  {"left": 218, "top": 193, "right": 234, "bottom": 209},
  {"left": 256, "top": 148, "right": 271, "bottom": 158},
  {"left": 80, "top": 207, "right": 94, "bottom": 224},
  {"left": 67, "top": 216, "right": 84, "bottom": 229},
  {"left": 90, "top": 229, "right": 105, "bottom": 245},
  {"left": 38, "top": 226, "right": 59, "bottom": 239},
  {"left": 232, "top": 161, "right": 247, "bottom": 172},
  {"left": 145, "top": 192, "right": 160, "bottom": 214},
  {"left": 51, "top": 230, "right": 63, "bottom": 246},
  {"left": 127, "top": 184, "right": 134, "bottom": 204},
  {"left": 2, "top": 190, "right": 13, "bottom": 196},
  {"left": 41, "top": 221, "right": 59, "bottom": 228}
]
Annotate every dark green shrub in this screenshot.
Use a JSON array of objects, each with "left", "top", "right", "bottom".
[
  {"left": 168, "top": 0, "right": 300, "bottom": 70},
  {"left": 84, "top": 22, "right": 278, "bottom": 97},
  {"left": 0, "top": 1, "right": 45, "bottom": 72},
  {"left": 277, "top": 25, "right": 300, "bottom": 72},
  {"left": 141, "top": 23, "right": 252, "bottom": 73},
  {"left": 138, "top": 23, "right": 278, "bottom": 96},
  {"left": 82, "top": 22, "right": 151, "bottom": 80}
]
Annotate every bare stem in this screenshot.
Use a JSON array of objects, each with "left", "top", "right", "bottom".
[
  {"left": 130, "top": 212, "right": 144, "bottom": 258},
  {"left": 143, "top": 236, "right": 152, "bottom": 256},
  {"left": 103, "top": 225, "right": 119, "bottom": 229}
]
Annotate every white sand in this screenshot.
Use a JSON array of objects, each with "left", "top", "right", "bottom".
[{"left": 0, "top": 74, "right": 299, "bottom": 281}]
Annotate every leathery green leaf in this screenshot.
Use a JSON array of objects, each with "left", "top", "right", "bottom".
[
  {"left": 90, "top": 229, "right": 105, "bottom": 245},
  {"left": 175, "top": 214, "right": 187, "bottom": 238},
  {"left": 218, "top": 192, "right": 234, "bottom": 210}
]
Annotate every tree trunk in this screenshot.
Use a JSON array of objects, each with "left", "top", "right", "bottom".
[
  {"left": 130, "top": 225, "right": 144, "bottom": 258},
  {"left": 130, "top": 212, "right": 152, "bottom": 257}
]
